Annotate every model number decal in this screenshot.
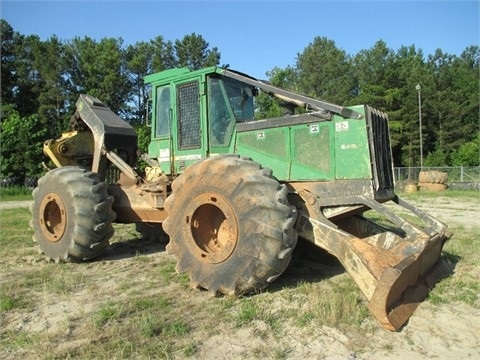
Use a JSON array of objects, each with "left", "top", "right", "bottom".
[
  {"left": 340, "top": 144, "right": 359, "bottom": 150},
  {"left": 335, "top": 121, "right": 349, "bottom": 132},
  {"left": 310, "top": 124, "right": 319, "bottom": 133}
]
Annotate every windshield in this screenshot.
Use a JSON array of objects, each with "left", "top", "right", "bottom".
[
  {"left": 223, "top": 77, "right": 255, "bottom": 122},
  {"left": 207, "top": 76, "right": 255, "bottom": 146}
]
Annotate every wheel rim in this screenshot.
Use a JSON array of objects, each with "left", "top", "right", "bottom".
[
  {"left": 187, "top": 193, "right": 238, "bottom": 264},
  {"left": 39, "top": 192, "right": 67, "bottom": 242}
]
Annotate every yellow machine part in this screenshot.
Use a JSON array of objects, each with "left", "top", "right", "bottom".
[
  {"left": 43, "top": 131, "right": 94, "bottom": 167},
  {"left": 145, "top": 166, "right": 163, "bottom": 182}
]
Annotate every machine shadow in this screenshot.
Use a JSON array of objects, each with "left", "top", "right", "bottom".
[
  {"left": 268, "top": 239, "right": 460, "bottom": 296},
  {"left": 267, "top": 238, "right": 346, "bottom": 293},
  {"left": 92, "top": 233, "right": 459, "bottom": 301},
  {"left": 94, "top": 235, "right": 168, "bottom": 261}
]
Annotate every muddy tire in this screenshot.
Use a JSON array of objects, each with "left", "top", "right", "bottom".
[
  {"left": 163, "top": 155, "right": 297, "bottom": 296},
  {"left": 30, "top": 166, "right": 116, "bottom": 262}
]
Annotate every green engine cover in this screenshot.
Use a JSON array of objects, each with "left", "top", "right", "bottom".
[{"left": 235, "top": 105, "right": 372, "bottom": 182}]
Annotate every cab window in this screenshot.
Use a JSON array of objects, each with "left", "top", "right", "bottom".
[
  {"left": 208, "top": 78, "right": 233, "bottom": 146},
  {"left": 155, "top": 85, "right": 170, "bottom": 138},
  {"left": 207, "top": 76, "right": 255, "bottom": 146}
]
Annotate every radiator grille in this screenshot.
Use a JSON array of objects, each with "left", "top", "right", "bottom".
[
  {"left": 177, "top": 82, "right": 201, "bottom": 150},
  {"left": 366, "top": 106, "right": 394, "bottom": 190}
]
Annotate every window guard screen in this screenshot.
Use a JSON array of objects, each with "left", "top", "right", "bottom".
[{"left": 177, "top": 81, "right": 201, "bottom": 150}]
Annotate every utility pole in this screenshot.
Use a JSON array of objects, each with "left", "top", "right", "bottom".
[{"left": 415, "top": 84, "right": 423, "bottom": 169}]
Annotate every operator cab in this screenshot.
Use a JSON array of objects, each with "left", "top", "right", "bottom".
[{"left": 145, "top": 67, "right": 257, "bottom": 175}]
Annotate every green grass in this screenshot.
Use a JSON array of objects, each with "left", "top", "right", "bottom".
[
  {"left": 0, "top": 186, "right": 33, "bottom": 201},
  {"left": 0, "top": 208, "right": 36, "bottom": 259},
  {"left": 427, "top": 224, "right": 480, "bottom": 307},
  {"left": 94, "top": 301, "right": 125, "bottom": 327},
  {"left": 0, "top": 294, "right": 26, "bottom": 311},
  {"left": 399, "top": 189, "right": 480, "bottom": 200}
]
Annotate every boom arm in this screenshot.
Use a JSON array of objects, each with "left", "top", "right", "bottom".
[{"left": 222, "top": 69, "right": 364, "bottom": 120}]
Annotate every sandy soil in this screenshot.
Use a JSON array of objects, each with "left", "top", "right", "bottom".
[{"left": 1, "top": 195, "right": 479, "bottom": 359}]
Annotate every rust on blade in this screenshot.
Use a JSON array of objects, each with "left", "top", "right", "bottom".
[{"left": 368, "top": 232, "right": 446, "bottom": 331}]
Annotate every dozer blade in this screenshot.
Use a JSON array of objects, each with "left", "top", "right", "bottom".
[
  {"left": 295, "top": 196, "right": 450, "bottom": 331},
  {"left": 364, "top": 230, "right": 446, "bottom": 331}
]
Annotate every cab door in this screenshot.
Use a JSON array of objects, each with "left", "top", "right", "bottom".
[
  {"left": 171, "top": 77, "right": 207, "bottom": 174},
  {"left": 149, "top": 84, "right": 173, "bottom": 174},
  {"left": 148, "top": 77, "right": 207, "bottom": 175}
]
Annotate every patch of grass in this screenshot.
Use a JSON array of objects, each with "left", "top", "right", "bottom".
[
  {"left": 157, "top": 259, "right": 177, "bottom": 283},
  {"left": 398, "top": 189, "right": 480, "bottom": 200},
  {"left": 1, "top": 275, "right": 34, "bottom": 312},
  {"left": 94, "top": 301, "right": 125, "bottom": 327},
  {"left": 18, "top": 262, "right": 87, "bottom": 295},
  {"left": 183, "top": 342, "right": 198, "bottom": 357},
  {"left": 82, "top": 294, "right": 194, "bottom": 358},
  {"left": 133, "top": 253, "right": 151, "bottom": 262},
  {"left": 235, "top": 298, "right": 259, "bottom": 326},
  {"left": 162, "top": 319, "right": 191, "bottom": 336},
  {"left": 0, "top": 294, "right": 26, "bottom": 311},
  {"left": 0, "top": 330, "right": 40, "bottom": 352},
  {"left": 427, "top": 224, "right": 479, "bottom": 307},
  {"left": 273, "top": 345, "right": 293, "bottom": 359},
  {"left": 0, "top": 208, "right": 34, "bottom": 256},
  {"left": 132, "top": 296, "right": 169, "bottom": 311},
  {"left": 230, "top": 283, "right": 368, "bottom": 335},
  {"left": 429, "top": 278, "right": 479, "bottom": 306},
  {"left": 293, "top": 278, "right": 369, "bottom": 329},
  {"left": 220, "top": 295, "right": 237, "bottom": 309},
  {"left": 177, "top": 272, "right": 191, "bottom": 285},
  {"left": 0, "top": 186, "right": 33, "bottom": 201},
  {"left": 295, "top": 310, "right": 315, "bottom": 327},
  {"left": 138, "top": 313, "right": 162, "bottom": 337}
]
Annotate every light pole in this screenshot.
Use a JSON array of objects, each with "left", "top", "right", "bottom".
[{"left": 415, "top": 84, "right": 423, "bottom": 169}]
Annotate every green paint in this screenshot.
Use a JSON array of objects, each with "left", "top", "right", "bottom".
[{"left": 144, "top": 67, "right": 380, "bottom": 183}]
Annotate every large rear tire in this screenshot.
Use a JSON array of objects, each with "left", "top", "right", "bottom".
[
  {"left": 30, "top": 166, "right": 116, "bottom": 262},
  {"left": 163, "top": 155, "right": 297, "bottom": 296}
]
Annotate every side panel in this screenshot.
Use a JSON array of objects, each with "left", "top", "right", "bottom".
[
  {"left": 235, "top": 109, "right": 373, "bottom": 182},
  {"left": 334, "top": 106, "right": 372, "bottom": 180},
  {"left": 235, "top": 127, "right": 290, "bottom": 179},
  {"left": 290, "top": 122, "right": 334, "bottom": 180},
  {"left": 235, "top": 121, "right": 335, "bottom": 181}
]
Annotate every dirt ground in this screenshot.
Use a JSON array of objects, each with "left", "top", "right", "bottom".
[{"left": 1, "top": 195, "right": 479, "bottom": 359}]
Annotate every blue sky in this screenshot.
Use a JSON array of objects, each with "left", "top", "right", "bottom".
[{"left": 1, "top": 0, "right": 479, "bottom": 79}]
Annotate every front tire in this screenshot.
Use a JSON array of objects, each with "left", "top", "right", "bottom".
[
  {"left": 163, "top": 155, "right": 297, "bottom": 296},
  {"left": 30, "top": 166, "right": 116, "bottom": 262}
]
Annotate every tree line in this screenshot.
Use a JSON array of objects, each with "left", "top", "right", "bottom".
[{"left": 1, "top": 19, "right": 478, "bottom": 184}]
